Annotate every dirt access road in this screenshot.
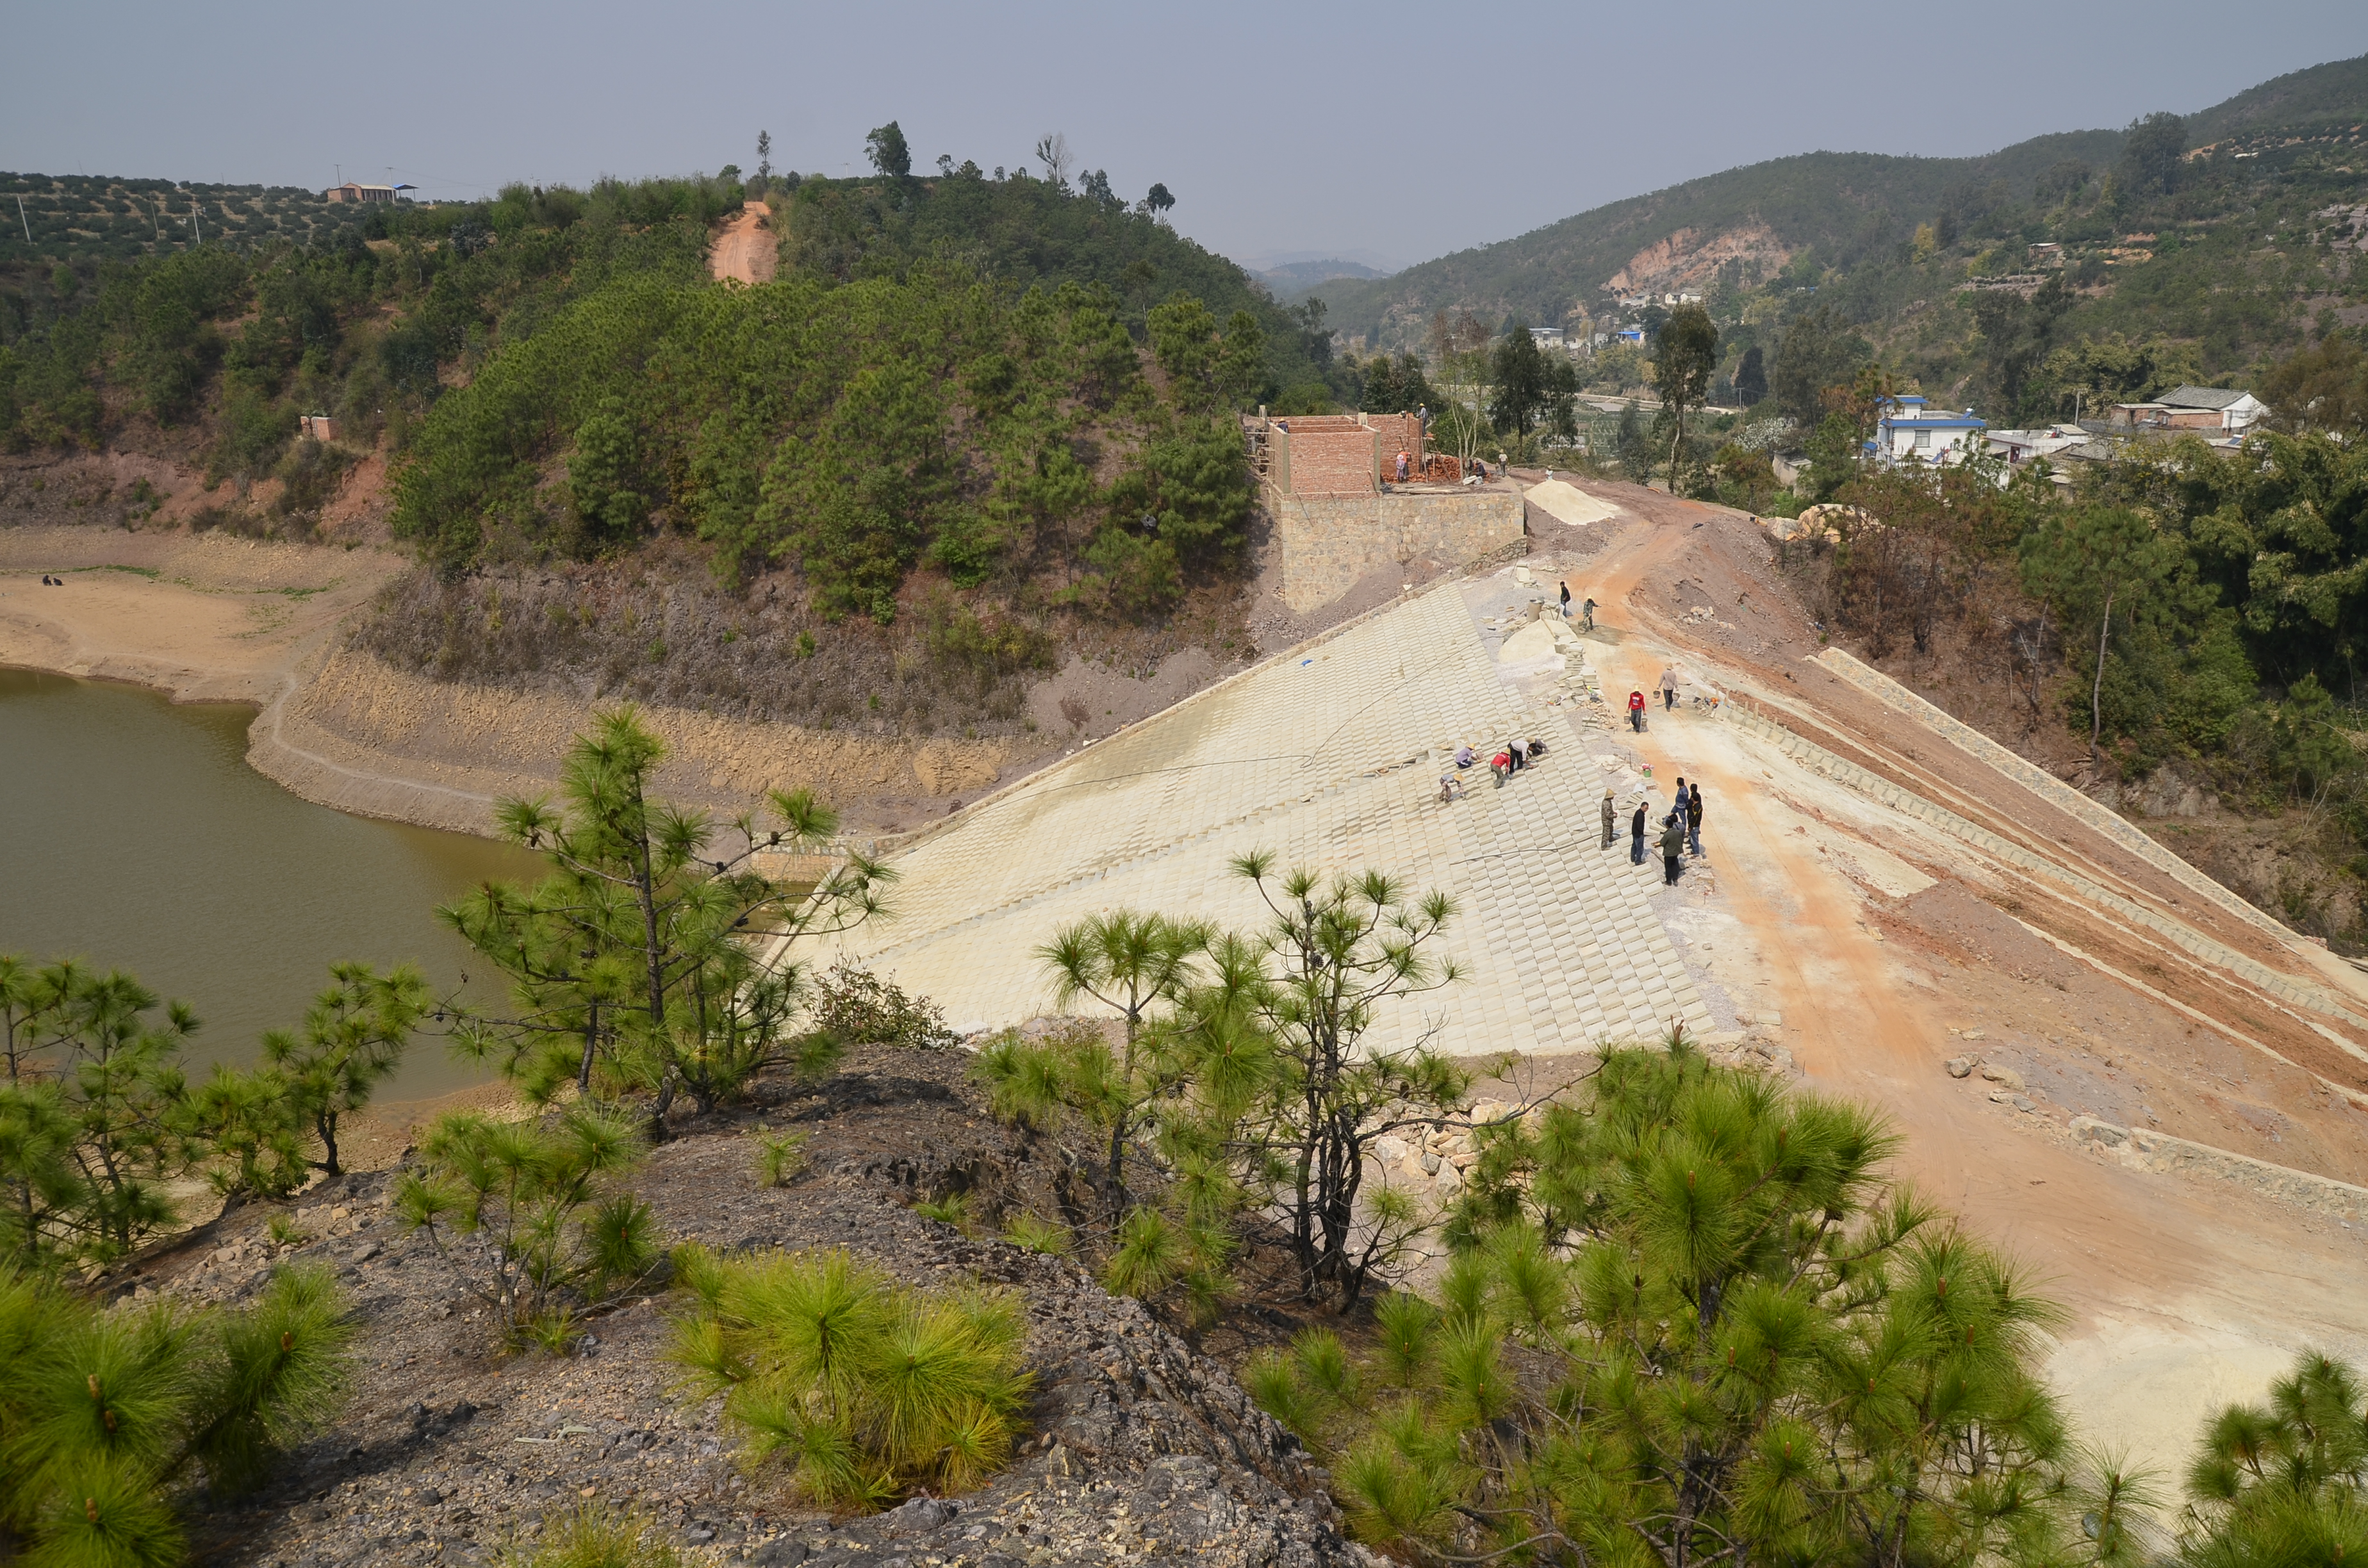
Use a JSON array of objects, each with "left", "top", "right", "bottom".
[
  {"left": 1555, "top": 479, "right": 2368, "bottom": 1473},
  {"left": 708, "top": 199, "right": 777, "bottom": 285}
]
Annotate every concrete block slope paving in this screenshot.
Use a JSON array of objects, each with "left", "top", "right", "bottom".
[{"left": 824, "top": 583, "right": 1709, "bottom": 1054}]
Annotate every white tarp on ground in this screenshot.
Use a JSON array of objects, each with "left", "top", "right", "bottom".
[{"left": 1525, "top": 479, "right": 1622, "bottom": 527}]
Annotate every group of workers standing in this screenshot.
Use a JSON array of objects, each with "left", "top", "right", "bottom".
[
  {"left": 1392, "top": 449, "right": 1501, "bottom": 486},
  {"left": 1602, "top": 776, "right": 1706, "bottom": 885}
]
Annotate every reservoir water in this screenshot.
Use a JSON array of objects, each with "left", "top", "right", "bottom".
[{"left": 0, "top": 668, "right": 545, "bottom": 1100}]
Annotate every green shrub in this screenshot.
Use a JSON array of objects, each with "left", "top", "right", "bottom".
[
  {"left": 393, "top": 1104, "right": 663, "bottom": 1348},
  {"left": 752, "top": 1130, "right": 807, "bottom": 1188},
  {"left": 1258, "top": 1040, "right": 2091, "bottom": 1565},
  {"left": 999, "top": 1213, "right": 1071, "bottom": 1256},
  {"left": 500, "top": 1500, "right": 680, "bottom": 1568},
  {"left": 0, "top": 1262, "right": 356, "bottom": 1567},
  {"left": 910, "top": 1191, "right": 969, "bottom": 1229},
  {"left": 669, "top": 1247, "right": 1032, "bottom": 1509},
  {"left": 804, "top": 964, "right": 957, "bottom": 1052}
]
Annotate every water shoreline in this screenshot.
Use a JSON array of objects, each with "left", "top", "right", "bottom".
[{"left": 0, "top": 526, "right": 1027, "bottom": 840}]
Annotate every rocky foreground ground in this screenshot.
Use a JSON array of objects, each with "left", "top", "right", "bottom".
[{"left": 113, "top": 1046, "right": 1370, "bottom": 1568}]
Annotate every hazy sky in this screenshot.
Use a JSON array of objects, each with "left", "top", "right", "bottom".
[{"left": 10, "top": 1, "right": 2366, "bottom": 272}]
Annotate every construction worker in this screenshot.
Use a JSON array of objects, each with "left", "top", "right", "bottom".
[
  {"left": 1630, "top": 801, "right": 1648, "bottom": 865},
  {"left": 1581, "top": 596, "right": 1597, "bottom": 632},
  {"left": 1396, "top": 450, "right": 1411, "bottom": 482},
  {"left": 1659, "top": 812, "right": 1688, "bottom": 885},
  {"left": 1688, "top": 784, "right": 1705, "bottom": 856},
  {"left": 1659, "top": 665, "right": 1680, "bottom": 711},
  {"left": 1600, "top": 788, "right": 1616, "bottom": 849},
  {"left": 1628, "top": 690, "right": 1647, "bottom": 733}
]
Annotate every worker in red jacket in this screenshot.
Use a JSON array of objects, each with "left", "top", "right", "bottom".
[{"left": 1627, "top": 690, "right": 1647, "bottom": 733}]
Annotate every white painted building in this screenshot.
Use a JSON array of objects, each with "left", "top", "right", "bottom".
[
  {"left": 1985, "top": 426, "right": 2090, "bottom": 466},
  {"left": 1870, "top": 396, "right": 1987, "bottom": 466}
]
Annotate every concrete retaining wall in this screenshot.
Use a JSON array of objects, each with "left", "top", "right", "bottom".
[
  {"left": 1267, "top": 486, "right": 1525, "bottom": 613},
  {"left": 1814, "top": 649, "right": 2296, "bottom": 943},
  {"left": 2072, "top": 1116, "right": 2368, "bottom": 1220},
  {"left": 1725, "top": 701, "right": 2368, "bottom": 1031}
]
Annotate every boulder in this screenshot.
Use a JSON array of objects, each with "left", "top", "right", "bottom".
[
  {"left": 1497, "top": 621, "right": 1562, "bottom": 667},
  {"left": 2071, "top": 1116, "right": 2130, "bottom": 1147},
  {"left": 1980, "top": 1063, "right": 2027, "bottom": 1091},
  {"left": 1767, "top": 503, "right": 1875, "bottom": 544},
  {"left": 1945, "top": 1056, "right": 1975, "bottom": 1079}
]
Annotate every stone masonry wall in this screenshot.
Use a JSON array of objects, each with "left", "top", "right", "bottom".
[{"left": 1267, "top": 484, "right": 1526, "bottom": 613}]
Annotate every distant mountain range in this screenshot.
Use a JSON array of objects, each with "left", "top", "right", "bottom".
[
  {"left": 1258, "top": 257, "right": 1392, "bottom": 288},
  {"left": 1224, "top": 251, "right": 1399, "bottom": 301},
  {"left": 1308, "top": 53, "right": 2368, "bottom": 349}
]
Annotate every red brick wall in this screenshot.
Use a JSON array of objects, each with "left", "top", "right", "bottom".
[{"left": 1286, "top": 429, "right": 1379, "bottom": 496}]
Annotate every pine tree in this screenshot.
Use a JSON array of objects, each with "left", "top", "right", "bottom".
[
  {"left": 0, "top": 1262, "right": 357, "bottom": 1567},
  {"left": 1258, "top": 1040, "right": 2107, "bottom": 1567},
  {"left": 0, "top": 961, "right": 194, "bottom": 1267},
  {"left": 394, "top": 1103, "right": 661, "bottom": 1346},
  {"left": 1195, "top": 857, "right": 1468, "bottom": 1312},
  {"left": 442, "top": 708, "right": 891, "bottom": 1123},
  {"left": 261, "top": 961, "right": 428, "bottom": 1176},
  {"left": 1736, "top": 343, "right": 1767, "bottom": 406},
  {"left": 670, "top": 1247, "right": 1032, "bottom": 1508}
]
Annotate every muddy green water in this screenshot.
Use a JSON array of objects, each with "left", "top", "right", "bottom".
[{"left": 0, "top": 669, "right": 545, "bottom": 1100}]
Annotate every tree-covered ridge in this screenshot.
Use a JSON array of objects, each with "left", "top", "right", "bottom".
[
  {"left": 775, "top": 164, "right": 1346, "bottom": 406},
  {"left": 390, "top": 262, "right": 1257, "bottom": 622},
  {"left": 0, "top": 176, "right": 726, "bottom": 467},
  {"left": 1315, "top": 139, "right": 2114, "bottom": 343},
  {"left": 2184, "top": 53, "right": 2368, "bottom": 145},
  {"left": 1313, "top": 53, "right": 2368, "bottom": 394},
  {"left": 1, "top": 162, "right": 1264, "bottom": 633}
]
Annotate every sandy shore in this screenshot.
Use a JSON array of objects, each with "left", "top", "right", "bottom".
[{"left": 0, "top": 525, "right": 1022, "bottom": 838}]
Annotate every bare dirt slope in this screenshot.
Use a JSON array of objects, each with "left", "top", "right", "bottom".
[
  {"left": 1552, "top": 477, "right": 2368, "bottom": 1472},
  {"left": 708, "top": 200, "right": 778, "bottom": 286},
  {"left": 0, "top": 527, "right": 407, "bottom": 704}
]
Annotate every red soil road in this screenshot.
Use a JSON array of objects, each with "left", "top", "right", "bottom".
[
  {"left": 1559, "top": 480, "right": 2368, "bottom": 1464},
  {"left": 709, "top": 199, "right": 777, "bottom": 286}
]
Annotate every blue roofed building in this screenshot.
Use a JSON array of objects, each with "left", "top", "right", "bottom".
[{"left": 1869, "top": 396, "right": 1986, "bottom": 467}]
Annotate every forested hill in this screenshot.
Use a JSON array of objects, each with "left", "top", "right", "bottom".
[
  {"left": 777, "top": 169, "right": 1344, "bottom": 405},
  {"left": 0, "top": 158, "right": 1314, "bottom": 739},
  {"left": 2185, "top": 53, "right": 2368, "bottom": 144},
  {"left": 1313, "top": 53, "right": 2368, "bottom": 348}
]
